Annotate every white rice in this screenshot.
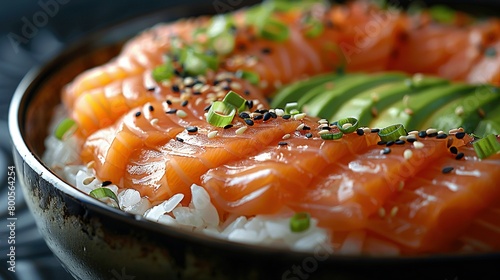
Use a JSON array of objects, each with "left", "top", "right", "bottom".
[{"left": 43, "top": 106, "right": 331, "bottom": 252}]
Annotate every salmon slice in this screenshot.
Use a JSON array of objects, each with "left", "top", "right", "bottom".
[
  {"left": 366, "top": 140, "right": 500, "bottom": 253},
  {"left": 203, "top": 126, "right": 380, "bottom": 216},
  {"left": 122, "top": 115, "right": 304, "bottom": 202},
  {"left": 457, "top": 199, "right": 500, "bottom": 252}
]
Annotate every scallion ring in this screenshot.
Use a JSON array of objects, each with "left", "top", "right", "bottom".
[
  {"left": 206, "top": 101, "right": 236, "bottom": 127},
  {"left": 223, "top": 90, "right": 247, "bottom": 112},
  {"left": 320, "top": 131, "right": 343, "bottom": 140},
  {"left": 337, "top": 117, "right": 359, "bottom": 134},
  {"left": 55, "top": 118, "right": 77, "bottom": 140},
  {"left": 378, "top": 124, "right": 407, "bottom": 142},
  {"left": 152, "top": 63, "right": 174, "bottom": 82},
  {"left": 259, "top": 18, "right": 289, "bottom": 42},
  {"left": 235, "top": 70, "right": 260, "bottom": 85},
  {"left": 290, "top": 212, "right": 311, "bottom": 233},
  {"left": 473, "top": 134, "right": 500, "bottom": 159},
  {"left": 89, "top": 187, "right": 119, "bottom": 207}
]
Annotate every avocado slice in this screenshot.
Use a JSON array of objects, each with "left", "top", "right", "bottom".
[
  {"left": 270, "top": 72, "right": 342, "bottom": 108},
  {"left": 474, "top": 103, "right": 500, "bottom": 136},
  {"left": 303, "top": 72, "right": 407, "bottom": 120},
  {"left": 421, "top": 85, "right": 500, "bottom": 134},
  {"left": 298, "top": 73, "right": 366, "bottom": 110},
  {"left": 371, "top": 83, "right": 477, "bottom": 130},
  {"left": 332, "top": 75, "right": 449, "bottom": 126}
]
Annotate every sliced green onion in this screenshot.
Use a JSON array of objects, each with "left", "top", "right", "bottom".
[
  {"left": 473, "top": 134, "right": 500, "bottom": 159},
  {"left": 259, "top": 18, "right": 289, "bottom": 42},
  {"left": 89, "top": 187, "right": 119, "bottom": 207},
  {"left": 303, "top": 17, "right": 324, "bottom": 38},
  {"left": 337, "top": 117, "right": 359, "bottom": 134},
  {"left": 55, "top": 118, "right": 77, "bottom": 140},
  {"left": 290, "top": 212, "right": 311, "bottom": 233},
  {"left": 378, "top": 124, "right": 407, "bottom": 142},
  {"left": 183, "top": 49, "right": 219, "bottom": 76},
  {"left": 211, "top": 32, "right": 235, "bottom": 55},
  {"left": 320, "top": 131, "right": 343, "bottom": 140},
  {"left": 223, "top": 90, "right": 247, "bottom": 112},
  {"left": 152, "top": 63, "right": 174, "bottom": 82},
  {"left": 429, "top": 5, "right": 456, "bottom": 23},
  {"left": 207, "top": 15, "right": 232, "bottom": 38},
  {"left": 206, "top": 101, "right": 236, "bottom": 127},
  {"left": 285, "top": 102, "right": 299, "bottom": 114},
  {"left": 235, "top": 70, "right": 260, "bottom": 85}
]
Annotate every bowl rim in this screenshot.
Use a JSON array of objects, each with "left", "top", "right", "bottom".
[{"left": 8, "top": 1, "right": 500, "bottom": 265}]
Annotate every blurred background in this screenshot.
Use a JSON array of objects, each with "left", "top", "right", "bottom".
[{"left": 0, "top": 0, "right": 499, "bottom": 279}]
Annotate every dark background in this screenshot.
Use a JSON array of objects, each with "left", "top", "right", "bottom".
[{"left": 0, "top": 0, "right": 499, "bottom": 279}]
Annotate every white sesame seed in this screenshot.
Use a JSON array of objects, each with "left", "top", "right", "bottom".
[
  {"left": 413, "top": 141, "right": 425, "bottom": 149},
  {"left": 235, "top": 126, "right": 247, "bottom": 135},
  {"left": 195, "top": 98, "right": 203, "bottom": 106},
  {"left": 193, "top": 83, "right": 203, "bottom": 91},
  {"left": 282, "top": 133, "right": 291, "bottom": 140},
  {"left": 378, "top": 207, "right": 386, "bottom": 218},
  {"left": 318, "top": 119, "right": 329, "bottom": 124},
  {"left": 83, "top": 176, "right": 95, "bottom": 185},
  {"left": 208, "top": 131, "right": 218, "bottom": 138},
  {"left": 342, "top": 123, "right": 352, "bottom": 130},
  {"left": 86, "top": 161, "right": 95, "bottom": 170},
  {"left": 318, "top": 130, "right": 330, "bottom": 135},
  {"left": 426, "top": 128, "right": 437, "bottom": 135},
  {"left": 438, "top": 130, "right": 444, "bottom": 135},
  {"left": 176, "top": 110, "right": 187, "bottom": 118},
  {"left": 390, "top": 206, "right": 399, "bottom": 217},
  {"left": 230, "top": 82, "right": 242, "bottom": 90},
  {"left": 200, "top": 85, "right": 210, "bottom": 93},
  {"left": 403, "top": 149, "right": 413, "bottom": 160},
  {"left": 183, "top": 77, "right": 194, "bottom": 86},
  {"left": 293, "top": 113, "right": 306, "bottom": 120},
  {"left": 363, "top": 127, "right": 371, "bottom": 134},
  {"left": 296, "top": 123, "right": 305, "bottom": 131},
  {"left": 406, "top": 135, "right": 417, "bottom": 141},
  {"left": 151, "top": 118, "right": 159, "bottom": 125},
  {"left": 408, "top": 130, "right": 419, "bottom": 136},
  {"left": 399, "top": 135, "right": 407, "bottom": 141}
]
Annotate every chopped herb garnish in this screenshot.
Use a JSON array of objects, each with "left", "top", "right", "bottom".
[
  {"left": 379, "top": 124, "right": 407, "bottom": 142},
  {"left": 89, "top": 187, "right": 119, "bottom": 207},
  {"left": 54, "top": 118, "right": 77, "bottom": 140},
  {"left": 290, "top": 212, "right": 310, "bottom": 233},
  {"left": 473, "top": 134, "right": 500, "bottom": 159}
]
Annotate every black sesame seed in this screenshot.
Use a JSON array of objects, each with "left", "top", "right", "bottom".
[
  {"left": 181, "top": 100, "right": 189, "bottom": 107},
  {"left": 263, "top": 112, "right": 272, "bottom": 121},
  {"left": 305, "top": 133, "right": 313, "bottom": 138},
  {"left": 174, "top": 69, "right": 183, "bottom": 77},
  {"left": 148, "top": 105, "right": 154, "bottom": 112},
  {"left": 382, "top": 147, "right": 391, "bottom": 154},
  {"left": 395, "top": 139, "right": 405, "bottom": 145},
  {"left": 261, "top": 47, "right": 272, "bottom": 54},
  {"left": 442, "top": 166, "right": 454, "bottom": 174},
  {"left": 418, "top": 131, "right": 427, "bottom": 138},
  {"left": 147, "top": 87, "right": 156, "bottom": 92},
  {"left": 166, "top": 100, "right": 172, "bottom": 105},
  {"left": 246, "top": 100, "right": 254, "bottom": 109},
  {"left": 427, "top": 132, "right": 438, "bottom": 137},
  {"left": 253, "top": 114, "right": 263, "bottom": 120},
  {"left": 172, "top": 85, "right": 180, "bottom": 93},
  {"left": 186, "top": 126, "right": 198, "bottom": 133},
  {"left": 245, "top": 119, "right": 254, "bottom": 126},
  {"left": 278, "top": 141, "right": 288, "bottom": 146},
  {"left": 371, "top": 128, "right": 380, "bottom": 133},
  {"left": 377, "top": 141, "right": 387, "bottom": 145},
  {"left": 166, "top": 109, "right": 177, "bottom": 114},
  {"left": 213, "top": 80, "right": 220, "bottom": 86},
  {"left": 269, "top": 112, "right": 277, "bottom": 118},
  {"left": 224, "top": 124, "right": 233, "bottom": 129},
  {"left": 455, "top": 132, "right": 466, "bottom": 139},
  {"left": 255, "top": 109, "right": 268, "bottom": 114},
  {"left": 407, "top": 138, "right": 417, "bottom": 143},
  {"left": 302, "top": 125, "right": 311, "bottom": 130},
  {"left": 386, "top": 141, "right": 395, "bottom": 147},
  {"left": 176, "top": 136, "right": 184, "bottom": 142},
  {"left": 102, "top": 180, "right": 112, "bottom": 187},
  {"left": 204, "top": 105, "right": 212, "bottom": 112},
  {"left": 455, "top": 152, "right": 465, "bottom": 160},
  {"left": 193, "top": 91, "right": 202, "bottom": 95},
  {"left": 449, "top": 146, "right": 458, "bottom": 154},
  {"left": 244, "top": 89, "right": 250, "bottom": 96},
  {"left": 223, "top": 85, "right": 231, "bottom": 91},
  {"left": 282, "top": 114, "right": 291, "bottom": 120},
  {"left": 436, "top": 133, "right": 448, "bottom": 139},
  {"left": 239, "top": 112, "right": 250, "bottom": 119},
  {"left": 135, "top": 111, "right": 142, "bottom": 117},
  {"left": 356, "top": 128, "right": 364, "bottom": 136}
]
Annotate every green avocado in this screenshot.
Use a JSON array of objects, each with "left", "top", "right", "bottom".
[
  {"left": 371, "top": 83, "right": 477, "bottom": 130},
  {"left": 332, "top": 75, "right": 449, "bottom": 126},
  {"left": 421, "top": 85, "right": 500, "bottom": 133},
  {"left": 270, "top": 72, "right": 344, "bottom": 108},
  {"left": 302, "top": 72, "right": 407, "bottom": 120}
]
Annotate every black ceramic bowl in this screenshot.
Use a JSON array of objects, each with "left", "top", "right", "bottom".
[{"left": 8, "top": 1, "right": 500, "bottom": 280}]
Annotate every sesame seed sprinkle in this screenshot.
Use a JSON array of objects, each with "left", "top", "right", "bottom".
[
  {"left": 102, "top": 180, "right": 112, "bottom": 187},
  {"left": 235, "top": 126, "right": 247, "bottom": 135},
  {"left": 278, "top": 141, "right": 288, "bottom": 146},
  {"left": 135, "top": 111, "right": 142, "bottom": 117},
  {"left": 381, "top": 147, "right": 391, "bottom": 154},
  {"left": 455, "top": 152, "right": 465, "bottom": 160},
  {"left": 208, "top": 131, "right": 218, "bottom": 138},
  {"left": 296, "top": 123, "right": 305, "bottom": 131},
  {"left": 442, "top": 166, "right": 454, "bottom": 174},
  {"left": 450, "top": 146, "right": 458, "bottom": 154},
  {"left": 176, "top": 110, "right": 187, "bottom": 118},
  {"left": 305, "top": 133, "right": 313, "bottom": 138},
  {"left": 176, "top": 136, "right": 184, "bottom": 142},
  {"left": 224, "top": 124, "right": 233, "bottom": 129},
  {"left": 186, "top": 126, "right": 198, "bottom": 133},
  {"left": 404, "top": 149, "right": 413, "bottom": 159},
  {"left": 166, "top": 109, "right": 177, "bottom": 114},
  {"left": 455, "top": 132, "right": 466, "bottom": 139},
  {"left": 245, "top": 119, "right": 254, "bottom": 126},
  {"left": 148, "top": 105, "right": 154, "bottom": 112},
  {"left": 413, "top": 141, "right": 425, "bottom": 149},
  {"left": 293, "top": 113, "right": 306, "bottom": 120}
]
